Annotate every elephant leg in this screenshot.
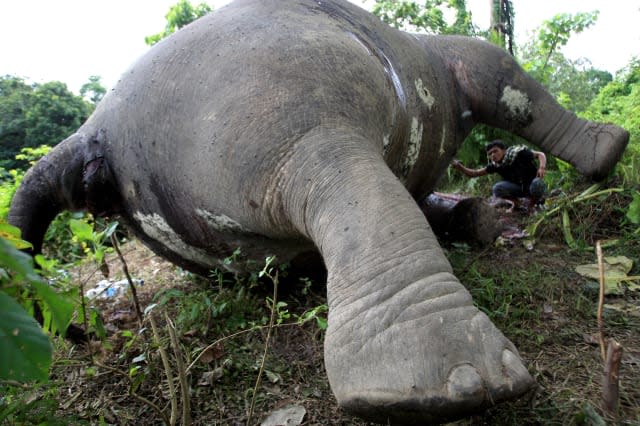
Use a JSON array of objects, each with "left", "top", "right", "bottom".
[{"left": 279, "top": 127, "right": 534, "bottom": 424}]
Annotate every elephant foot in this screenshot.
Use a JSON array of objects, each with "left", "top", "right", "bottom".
[{"left": 324, "top": 276, "right": 534, "bottom": 424}]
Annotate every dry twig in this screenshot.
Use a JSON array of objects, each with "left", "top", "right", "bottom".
[
  {"left": 150, "top": 313, "right": 179, "bottom": 426},
  {"left": 166, "top": 314, "right": 191, "bottom": 426},
  {"left": 111, "top": 234, "right": 143, "bottom": 326},
  {"left": 602, "top": 339, "right": 623, "bottom": 419},
  {"left": 595, "top": 241, "right": 624, "bottom": 419},
  {"left": 247, "top": 271, "right": 279, "bottom": 425},
  {"left": 596, "top": 241, "right": 606, "bottom": 361},
  {"left": 77, "top": 267, "right": 94, "bottom": 359}
]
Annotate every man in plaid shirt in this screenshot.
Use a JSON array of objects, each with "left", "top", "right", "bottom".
[{"left": 451, "top": 140, "right": 547, "bottom": 209}]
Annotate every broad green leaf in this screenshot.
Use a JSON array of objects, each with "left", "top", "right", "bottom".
[
  {"left": 69, "top": 218, "right": 94, "bottom": 242},
  {"left": 0, "top": 290, "right": 52, "bottom": 382},
  {"left": 0, "top": 237, "right": 72, "bottom": 334},
  {"left": 575, "top": 256, "right": 635, "bottom": 295},
  {"left": 90, "top": 307, "right": 106, "bottom": 340},
  {"left": 34, "top": 254, "right": 59, "bottom": 273},
  {"left": 0, "top": 237, "right": 40, "bottom": 283},
  {"left": 315, "top": 316, "right": 328, "bottom": 330},
  {"left": 30, "top": 280, "right": 73, "bottom": 335},
  {"left": 626, "top": 191, "right": 640, "bottom": 224},
  {"left": 0, "top": 221, "right": 32, "bottom": 250}
]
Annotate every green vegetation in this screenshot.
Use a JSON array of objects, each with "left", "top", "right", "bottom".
[
  {"left": 0, "top": 76, "right": 98, "bottom": 171},
  {"left": 144, "top": 0, "right": 212, "bottom": 46},
  {"left": 447, "top": 189, "right": 640, "bottom": 424},
  {"left": 0, "top": 0, "right": 639, "bottom": 424},
  {"left": 372, "top": 0, "right": 475, "bottom": 35}
]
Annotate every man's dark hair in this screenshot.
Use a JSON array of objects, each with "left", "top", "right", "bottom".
[{"left": 485, "top": 140, "right": 506, "bottom": 152}]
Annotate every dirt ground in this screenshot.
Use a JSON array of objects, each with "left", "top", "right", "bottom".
[{"left": 7, "top": 196, "right": 640, "bottom": 426}]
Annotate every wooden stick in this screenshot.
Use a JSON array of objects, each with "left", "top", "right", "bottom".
[
  {"left": 596, "top": 241, "right": 606, "bottom": 361},
  {"left": 111, "top": 234, "right": 143, "bottom": 327},
  {"left": 166, "top": 314, "right": 191, "bottom": 426},
  {"left": 247, "top": 271, "right": 279, "bottom": 425},
  {"left": 601, "top": 339, "right": 623, "bottom": 418},
  {"left": 150, "top": 313, "right": 178, "bottom": 426}
]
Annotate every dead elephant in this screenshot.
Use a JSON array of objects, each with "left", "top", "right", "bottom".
[{"left": 9, "top": 0, "right": 628, "bottom": 423}]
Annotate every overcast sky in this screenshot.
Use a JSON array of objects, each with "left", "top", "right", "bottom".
[{"left": 1, "top": 0, "right": 638, "bottom": 94}]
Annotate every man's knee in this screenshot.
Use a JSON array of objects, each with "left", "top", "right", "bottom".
[
  {"left": 493, "top": 181, "right": 520, "bottom": 198},
  {"left": 529, "top": 178, "right": 546, "bottom": 198}
]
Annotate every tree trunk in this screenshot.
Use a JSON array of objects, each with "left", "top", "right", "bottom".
[{"left": 490, "top": 0, "right": 514, "bottom": 55}]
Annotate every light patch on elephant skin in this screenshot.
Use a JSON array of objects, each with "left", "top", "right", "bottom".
[
  {"left": 382, "top": 134, "right": 391, "bottom": 156},
  {"left": 500, "top": 86, "right": 530, "bottom": 119},
  {"left": 196, "top": 209, "right": 245, "bottom": 233},
  {"left": 402, "top": 117, "right": 423, "bottom": 176},
  {"left": 414, "top": 79, "right": 436, "bottom": 110},
  {"left": 346, "top": 31, "right": 372, "bottom": 55},
  {"left": 439, "top": 125, "right": 447, "bottom": 155},
  {"left": 380, "top": 51, "right": 407, "bottom": 108},
  {"left": 134, "top": 212, "right": 218, "bottom": 269},
  {"left": 124, "top": 182, "right": 137, "bottom": 199}
]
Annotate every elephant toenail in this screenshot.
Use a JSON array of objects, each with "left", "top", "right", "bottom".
[
  {"left": 502, "top": 349, "right": 533, "bottom": 390},
  {"left": 446, "top": 364, "right": 485, "bottom": 403}
]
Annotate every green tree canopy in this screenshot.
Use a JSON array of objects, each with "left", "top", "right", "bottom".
[
  {"left": 23, "top": 82, "right": 91, "bottom": 153},
  {"left": 80, "top": 75, "right": 106, "bottom": 105},
  {"left": 371, "top": 0, "right": 475, "bottom": 35},
  {"left": 520, "top": 11, "right": 599, "bottom": 83},
  {"left": 585, "top": 59, "right": 640, "bottom": 149},
  {"left": 145, "top": 0, "right": 212, "bottom": 46},
  {"left": 0, "top": 76, "right": 92, "bottom": 170},
  {"left": 0, "top": 77, "right": 33, "bottom": 169},
  {"left": 517, "top": 11, "right": 608, "bottom": 112}
]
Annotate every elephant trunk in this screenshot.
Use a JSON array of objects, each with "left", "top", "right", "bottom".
[
  {"left": 437, "top": 36, "right": 629, "bottom": 179},
  {"left": 8, "top": 132, "right": 117, "bottom": 253},
  {"left": 518, "top": 100, "right": 628, "bottom": 180}
]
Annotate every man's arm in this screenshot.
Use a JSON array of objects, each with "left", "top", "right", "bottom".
[
  {"left": 451, "top": 160, "right": 488, "bottom": 178},
  {"left": 532, "top": 150, "right": 547, "bottom": 178}
]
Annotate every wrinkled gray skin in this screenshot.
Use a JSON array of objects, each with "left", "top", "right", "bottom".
[{"left": 10, "top": 0, "right": 628, "bottom": 424}]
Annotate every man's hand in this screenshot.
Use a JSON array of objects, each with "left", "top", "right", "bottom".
[
  {"left": 533, "top": 151, "right": 547, "bottom": 178},
  {"left": 450, "top": 160, "right": 487, "bottom": 178}
]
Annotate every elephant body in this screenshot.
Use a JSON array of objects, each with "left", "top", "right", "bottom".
[
  {"left": 82, "top": 0, "right": 475, "bottom": 274},
  {"left": 9, "top": 0, "right": 628, "bottom": 424}
]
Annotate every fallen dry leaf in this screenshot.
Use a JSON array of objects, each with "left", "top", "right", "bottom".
[{"left": 261, "top": 404, "right": 306, "bottom": 426}]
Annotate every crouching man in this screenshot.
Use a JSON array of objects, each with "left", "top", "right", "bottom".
[{"left": 451, "top": 140, "right": 547, "bottom": 210}]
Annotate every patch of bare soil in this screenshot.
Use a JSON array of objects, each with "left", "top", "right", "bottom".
[{"left": 41, "top": 196, "right": 640, "bottom": 425}]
